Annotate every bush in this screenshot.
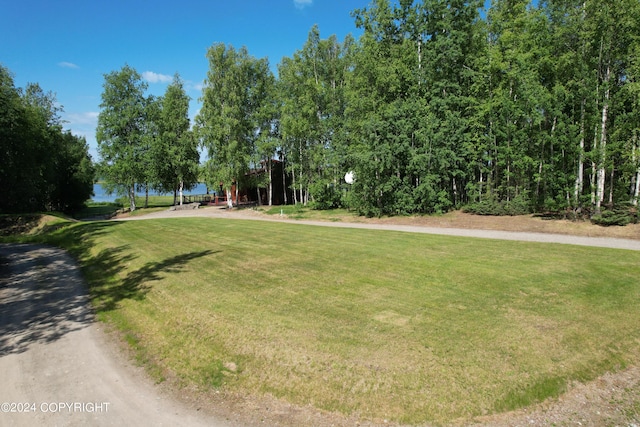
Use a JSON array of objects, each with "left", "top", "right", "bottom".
[
  {"left": 503, "top": 194, "right": 531, "bottom": 216},
  {"left": 463, "top": 195, "right": 531, "bottom": 216},
  {"left": 309, "top": 180, "right": 342, "bottom": 210},
  {"left": 463, "top": 199, "right": 503, "bottom": 215},
  {"left": 591, "top": 209, "right": 631, "bottom": 227}
]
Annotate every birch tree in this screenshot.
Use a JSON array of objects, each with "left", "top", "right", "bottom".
[
  {"left": 197, "top": 43, "right": 272, "bottom": 208},
  {"left": 154, "top": 74, "right": 199, "bottom": 205},
  {"left": 278, "top": 25, "right": 353, "bottom": 207},
  {"left": 97, "top": 65, "right": 148, "bottom": 211}
]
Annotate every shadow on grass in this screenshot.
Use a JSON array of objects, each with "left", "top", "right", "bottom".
[
  {"left": 92, "top": 249, "right": 218, "bottom": 312},
  {"left": 73, "top": 202, "right": 123, "bottom": 220},
  {"left": 0, "top": 221, "right": 124, "bottom": 355},
  {"left": 0, "top": 215, "right": 42, "bottom": 236},
  {"left": 0, "top": 220, "right": 218, "bottom": 356},
  {"left": 0, "top": 220, "right": 214, "bottom": 357},
  {"left": 45, "top": 221, "right": 218, "bottom": 313}
]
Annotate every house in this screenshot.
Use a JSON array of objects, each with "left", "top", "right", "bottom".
[{"left": 239, "top": 159, "right": 293, "bottom": 206}]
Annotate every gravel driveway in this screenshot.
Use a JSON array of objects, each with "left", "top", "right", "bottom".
[{"left": 0, "top": 244, "right": 231, "bottom": 427}]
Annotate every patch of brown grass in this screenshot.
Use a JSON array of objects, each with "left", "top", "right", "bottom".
[{"left": 0, "top": 214, "right": 70, "bottom": 236}]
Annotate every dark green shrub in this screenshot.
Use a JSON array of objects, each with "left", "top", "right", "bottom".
[
  {"left": 309, "top": 180, "right": 342, "bottom": 210},
  {"left": 463, "top": 194, "right": 530, "bottom": 216},
  {"left": 503, "top": 194, "right": 531, "bottom": 216},
  {"left": 591, "top": 209, "right": 631, "bottom": 226},
  {"left": 463, "top": 199, "right": 505, "bottom": 215}
]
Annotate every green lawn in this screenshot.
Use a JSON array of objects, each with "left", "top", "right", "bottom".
[{"left": 31, "top": 218, "right": 640, "bottom": 424}]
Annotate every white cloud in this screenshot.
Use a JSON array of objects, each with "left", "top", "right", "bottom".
[
  {"left": 294, "top": 0, "right": 312, "bottom": 9},
  {"left": 185, "top": 79, "right": 204, "bottom": 92},
  {"left": 142, "top": 71, "right": 172, "bottom": 84},
  {"left": 65, "top": 111, "right": 99, "bottom": 126},
  {"left": 58, "top": 61, "right": 79, "bottom": 69}
]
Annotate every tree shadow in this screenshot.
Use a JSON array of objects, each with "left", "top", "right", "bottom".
[
  {"left": 0, "top": 220, "right": 218, "bottom": 356},
  {"left": 91, "top": 249, "right": 218, "bottom": 312},
  {"left": 0, "top": 244, "right": 97, "bottom": 356}
]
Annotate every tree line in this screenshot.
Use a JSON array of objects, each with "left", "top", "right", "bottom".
[
  {"left": 0, "top": 65, "right": 94, "bottom": 214},
  {"left": 98, "top": 0, "right": 640, "bottom": 219}
]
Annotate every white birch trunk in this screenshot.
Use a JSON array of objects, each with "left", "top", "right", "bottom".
[
  {"left": 575, "top": 2, "right": 588, "bottom": 207},
  {"left": 179, "top": 181, "right": 184, "bottom": 206},
  {"left": 299, "top": 141, "right": 304, "bottom": 205},
  {"left": 595, "top": 64, "right": 611, "bottom": 214},
  {"left": 226, "top": 188, "right": 233, "bottom": 209},
  {"left": 574, "top": 99, "right": 586, "bottom": 206},
  {"left": 633, "top": 134, "right": 640, "bottom": 206},
  {"left": 282, "top": 158, "right": 288, "bottom": 205},
  {"left": 268, "top": 158, "right": 273, "bottom": 206},
  {"left": 590, "top": 159, "right": 596, "bottom": 206},
  {"left": 292, "top": 170, "right": 298, "bottom": 205},
  {"left": 633, "top": 168, "right": 640, "bottom": 207},
  {"left": 129, "top": 185, "right": 136, "bottom": 212}
]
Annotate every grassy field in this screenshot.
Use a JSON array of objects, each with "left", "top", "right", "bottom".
[{"left": 8, "top": 216, "right": 640, "bottom": 424}]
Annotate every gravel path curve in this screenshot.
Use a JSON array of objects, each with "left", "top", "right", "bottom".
[{"left": 0, "top": 243, "right": 232, "bottom": 427}]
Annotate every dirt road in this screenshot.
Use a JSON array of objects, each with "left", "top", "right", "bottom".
[{"left": 0, "top": 244, "right": 232, "bottom": 427}]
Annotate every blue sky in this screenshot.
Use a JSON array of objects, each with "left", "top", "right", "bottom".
[{"left": 0, "top": 0, "right": 365, "bottom": 160}]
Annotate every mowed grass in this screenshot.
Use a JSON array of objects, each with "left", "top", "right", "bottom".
[{"left": 43, "top": 218, "right": 640, "bottom": 424}]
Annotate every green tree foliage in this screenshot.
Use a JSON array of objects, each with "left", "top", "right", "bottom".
[
  {"left": 346, "top": 0, "right": 482, "bottom": 216},
  {"left": 480, "top": 0, "right": 548, "bottom": 210},
  {"left": 0, "top": 65, "right": 94, "bottom": 213},
  {"left": 278, "top": 25, "right": 354, "bottom": 208},
  {"left": 97, "top": 65, "right": 149, "bottom": 211},
  {"left": 196, "top": 44, "right": 273, "bottom": 207},
  {"left": 338, "top": 0, "right": 640, "bottom": 217},
  {"left": 21, "top": 0, "right": 636, "bottom": 219},
  {"left": 151, "top": 74, "right": 199, "bottom": 205},
  {"left": 48, "top": 130, "right": 96, "bottom": 212}
]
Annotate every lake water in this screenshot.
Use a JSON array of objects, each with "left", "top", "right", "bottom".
[{"left": 91, "top": 183, "right": 212, "bottom": 203}]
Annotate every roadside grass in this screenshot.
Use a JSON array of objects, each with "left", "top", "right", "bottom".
[
  {"left": 261, "top": 205, "right": 359, "bottom": 221},
  {"left": 130, "top": 195, "right": 175, "bottom": 208},
  {"left": 74, "top": 202, "right": 123, "bottom": 219},
  {"left": 9, "top": 217, "right": 640, "bottom": 424}
]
